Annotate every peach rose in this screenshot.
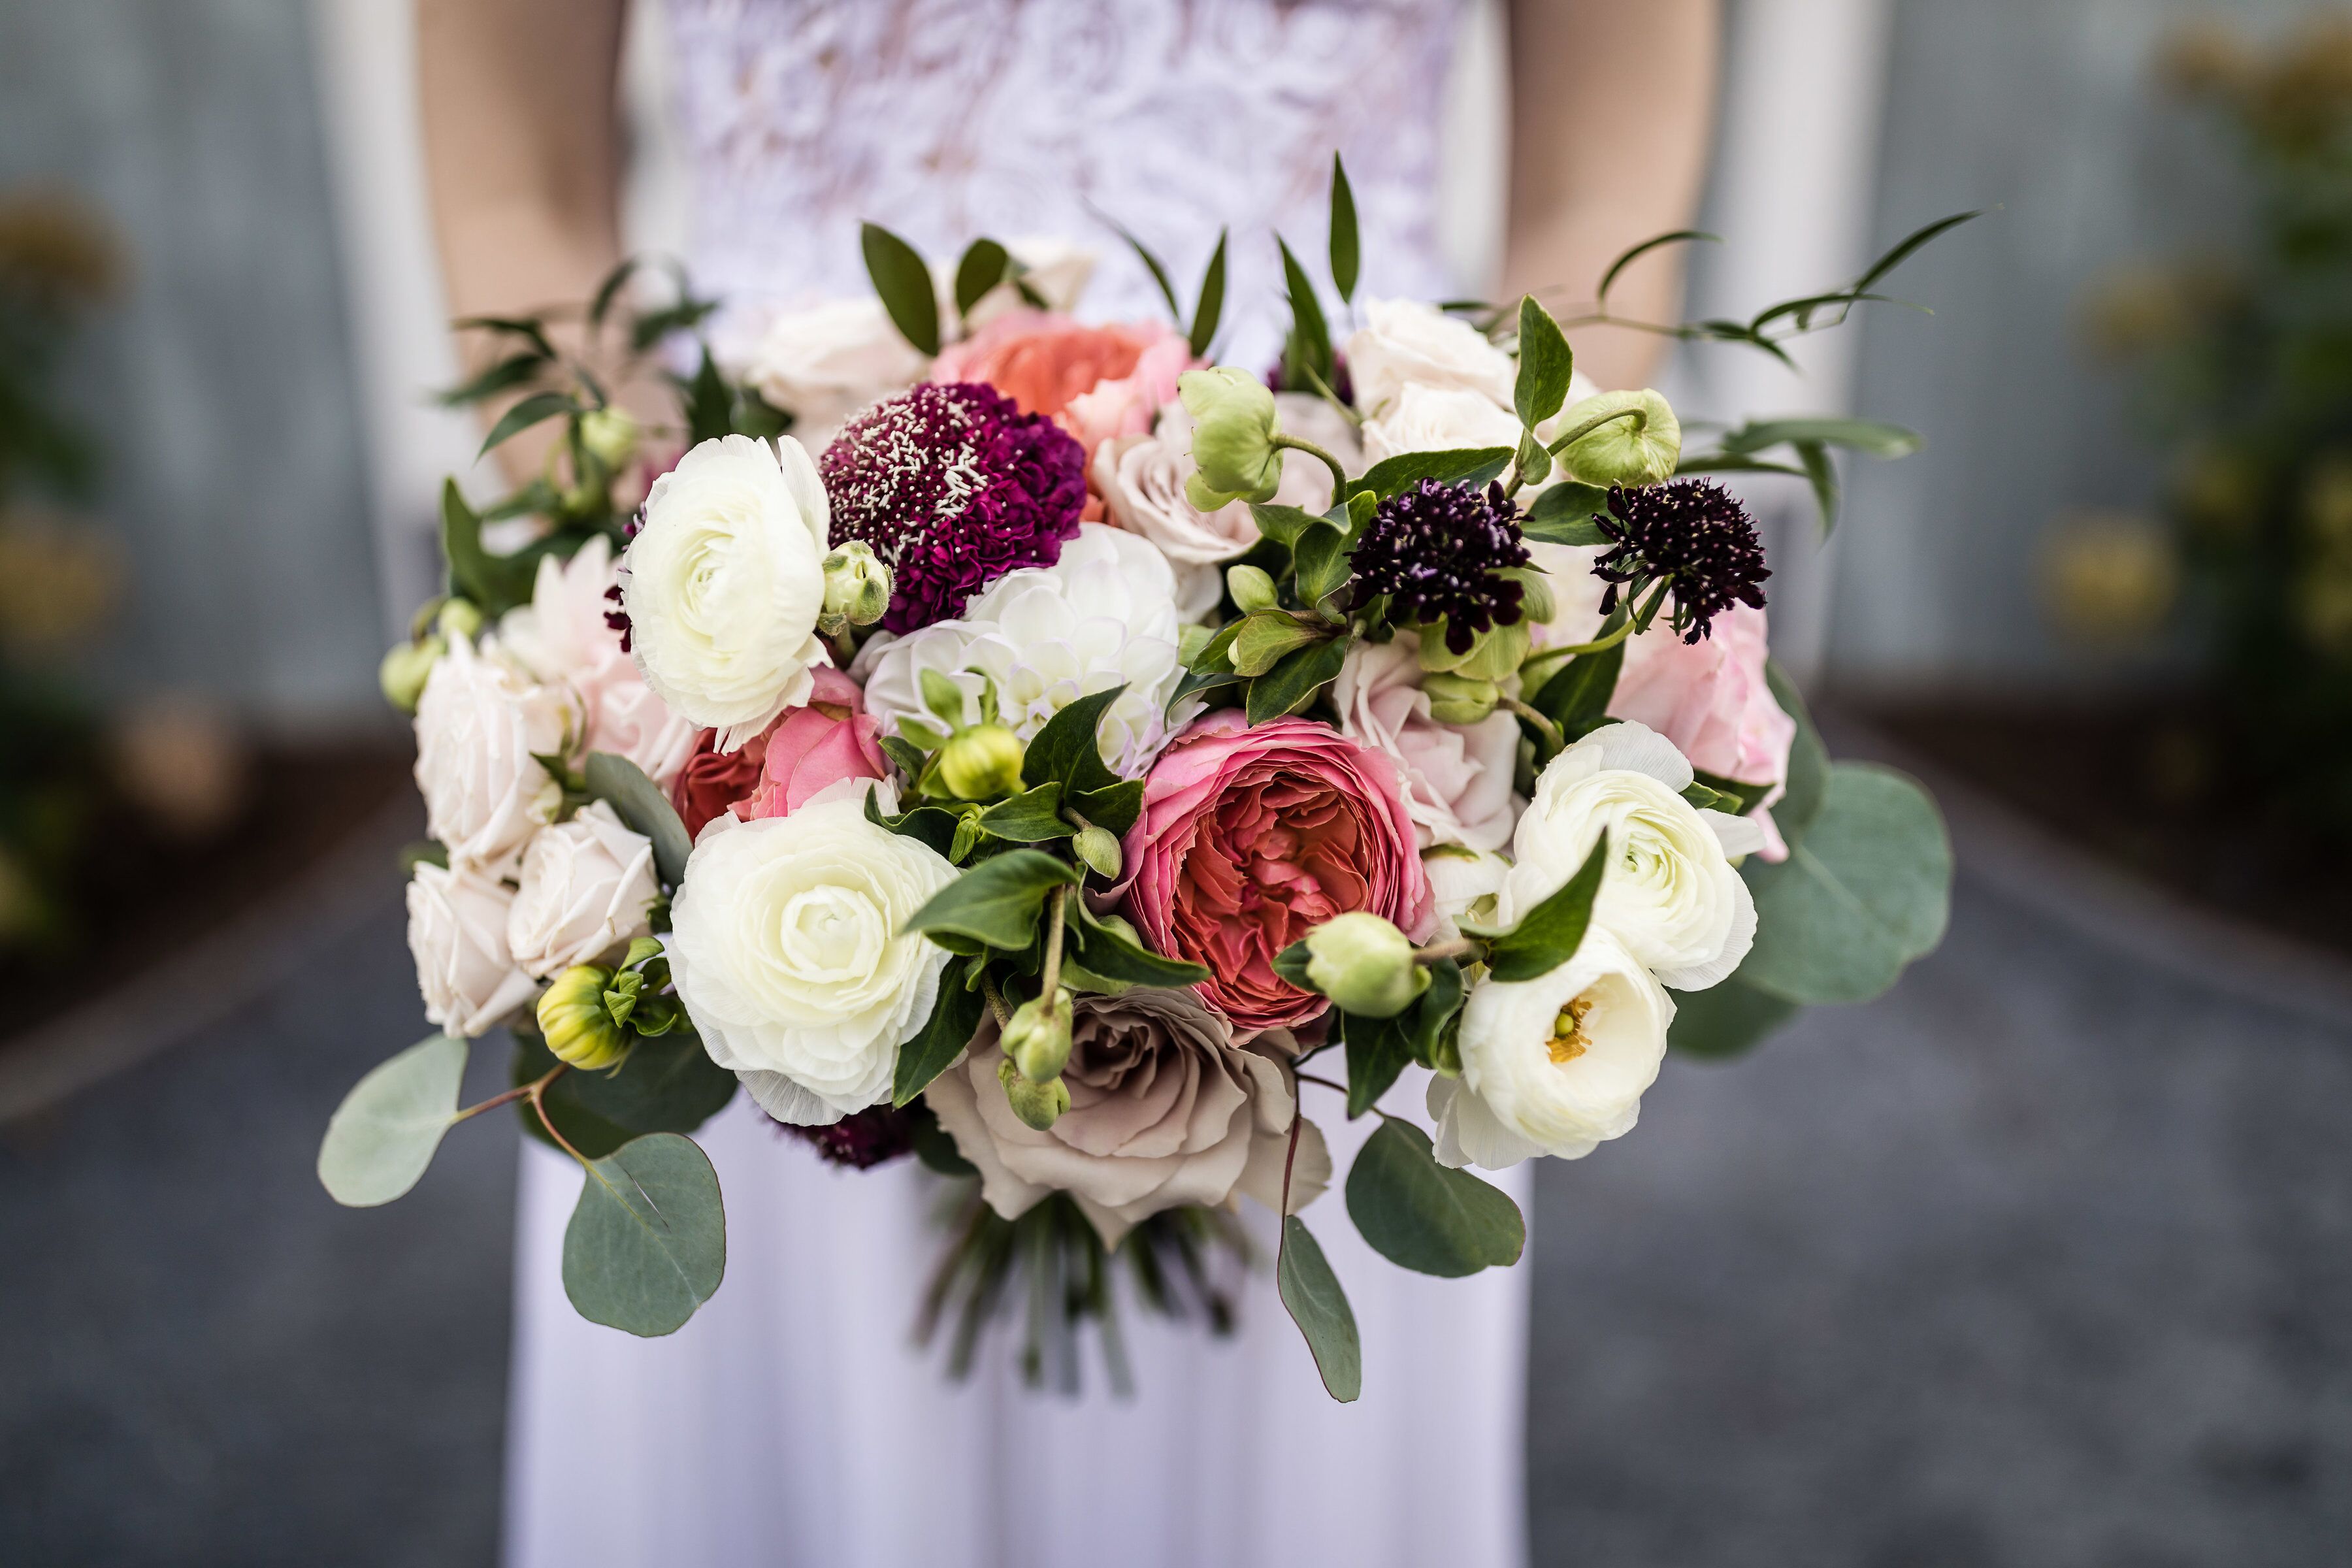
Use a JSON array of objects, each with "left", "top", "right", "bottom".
[{"left": 931, "top": 309, "right": 1195, "bottom": 465}]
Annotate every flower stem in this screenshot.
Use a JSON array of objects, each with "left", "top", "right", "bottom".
[
  {"left": 525, "top": 1073, "right": 593, "bottom": 1167},
  {"left": 451, "top": 1062, "right": 567, "bottom": 1125},
  {"left": 1039, "top": 884, "right": 1068, "bottom": 1002},
  {"left": 1501, "top": 695, "right": 1565, "bottom": 755},
  {"left": 1413, "top": 936, "right": 1482, "bottom": 966},
  {"left": 979, "top": 973, "right": 1014, "bottom": 1028},
  {"left": 1273, "top": 433, "right": 1350, "bottom": 498}
]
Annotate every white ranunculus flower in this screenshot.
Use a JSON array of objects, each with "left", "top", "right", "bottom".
[
  {"left": 504, "top": 801, "right": 660, "bottom": 979},
  {"left": 1429, "top": 928, "right": 1674, "bottom": 1168},
  {"left": 498, "top": 536, "right": 700, "bottom": 787},
  {"left": 1334, "top": 637, "right": 1521, "bottom": 850},
  {"left": 1503, "top": 721, "right": 1764, "bottom": 991},
  {"left": 1360, "top": 382, "right": 1524, "bottom": 467},
  {"left": 734, "top": 297, "right": 928, "bottom": 450},
  {"left": 1094, "top": 395, "right": 1356, "bottom": 621},
  {"left": 623, "top": 434, "right": 832, "bottom": 753},
  {"left": 857, "top": 524, "right": 1199, "bottom": 777},
  {"left": 666, "top": 785, "right": 957, "bottom": 1124},
  {"left": 1346, "top": 297, "right": 1516, "bottom": 417},
  {"left": 1424, "top": 845, "right": 1511, "bottom": 940},
  {"left": 407, "top": 859, "right": 537, "bottom": 1038},
  {"left": 413, "top": 633, "right": 577, "bottom": 869}
]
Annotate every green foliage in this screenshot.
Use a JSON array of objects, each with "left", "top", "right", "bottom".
[
  {"left": 953, "top": 238, "right": 1011, "bottom": 317},
  {"left": 1484, "top": 829, "right": 1609, "bottom": 982},
  {"left": 475, "top": 390, "right": 575, "bottom": 462},
  {"left": 562, "top": 1132, "right": 726, "bottom": 1337},
  {"left": 1667, "top": 977, "right": 1799, "bottom": 1059},
  {"left": 513, "top": 1028, "right": 736, "bottom": 1152},
  {"left": 1345, "top": 1117, "right": 1526, "bottom": 1277},
  {"left": 1520, "top": 480, "right": 1612, "bottom": 544},
  {"left": 902, "top": 849, "right": 1081, "bottom": 951},
  {"left": 440, "top": 481, "right": 543, "bottom": 619},
  {"left": 1528, "top": 641, "right": 1624, "bottom": 735},
  {"left": 975, "top": 783, "right": 1073, "bottom": 843},
  {"left": 1349, "top": 446, "right": 1514, "bottom": 500},
  {"left": 1331, "top": 957, "right": 1465, "bottom": 1115},
  {"left": 1245, "top": 635, "right": 1351, "bottom": 723},
  {"left": 583, "top": 751, "right": 693, "bottom": 888},
  {"left": 317, "top": 1034, "right": 468, "bottom": 1207},
  {"left": 1513, "top": 295, "right": 1576, "bottom": 429},
  {"left": 1766, "top": 661, "right": 1829, "bottom": 849},
  {"left": 1065, "top": 901, "right": 1209, "bottom": 990},
  {"left": 894, "top": 958, "right": 988, "bottom": 1105},
  {"left": 1189, "top": 229, "right": 1228, "bottom": 358},
  {"left": 1276, "top": 1217, "right": 1360, "bottom": 1402},
  {"left": 1328, "top": 153, "right": 1361, "bottom": 304},
  {"left": 1277, "top": 235, "right": 1335, "bottom": 393},
  {"left": 1740, "top": 763, "right": 1952, "bottom": 1004},
  {"left": 860, "top": 221, "right": 940, "bottom": 355}
]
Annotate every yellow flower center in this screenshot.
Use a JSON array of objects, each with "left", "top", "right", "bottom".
[{"left": 1548, "top": 994, "right": 1595, "bottom": 1065}]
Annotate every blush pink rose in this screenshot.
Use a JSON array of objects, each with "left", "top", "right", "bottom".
[
  {"left": 931, "top": 310, "right": 1194, "bottom": 466},
  {"left": 738, "top": 665, "right": 887, "bottom": 821},
  {"left": 1610, "top": 603, "right": 1797, "bottom": 857},
  {"left": 1113, "top": 712, "right": 1435, "bottom": 1035},
  {"left": 1333, "top": 638, "right": 1521, "bottom": 852}
]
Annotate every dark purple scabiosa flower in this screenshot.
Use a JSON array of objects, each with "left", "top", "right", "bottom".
[
  {"left": 819, "top": 382, "right": 1086, "bottom": 634},
  {"left": 1348, "top": 479, "right": 1532, "bottom": 653},
  {"left": 772, "top": 1103, "right": 917, "bottom": 1169},
  {"left": 1592, "top": 480, "right": 1771, "bottom": 644}
]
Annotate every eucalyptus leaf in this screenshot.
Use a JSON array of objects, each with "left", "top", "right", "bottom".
[
  {"left": 1277, "top": 1217, "right": 1361, "bottom": 1402},
  {"left": 563, "top": 1132, "right": 727, "bottom": 1337},
  {"left": 894, "top": 960, "right": 988, "bottom": 1105},
  {"left": 1350, "top": 447, "right": 1514, "bottom": 500},
  {"left": 585, "top": 752, "right": 693, "bottom": 888},
  {"left": 561, "top": 1030, "right": 738, "bottom": 1135},
  {"left": 1765, "top": 661, "right": 1828, "bottom": 849},
  {"left": 860, "top": 221, "right": 940, "bottom": 355},
  {"left": 1328, "top": 153, "right": 1360, "bottom": 304},
  {"left": 1513, "top": 295, "right": 1576, "bottom": 429},
  {"left": 1667, "top": 976, "right": 1799, "bottom": 1059},
  {"left": 317, "top": 1034, "right": 468, "bottom": 1207},
  {"left": 902, "top": 850, "right": 1081, "bottom": 951},
  {"left": 1247, "top": 635, "right": 1351, "bottom": 724},
  {"left": 1346, "top": 1115, "right": 1525, "bottom": 1277},
  {"left": 1720, "top": 416, "right": 1922, "bottom": 460},
  {"left": 977, "top": 783, "right": 1071, "bottom": 843},
  {"left": 1740, "top": 763, "right": 1951, "bottom": 1005},
  {"left": 1485, "top": 829, "right": 1609, "bottom": 983}
]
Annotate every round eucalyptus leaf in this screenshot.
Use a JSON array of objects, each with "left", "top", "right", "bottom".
[
  {"left": 1276, "top": 1217, "right": 1361, "bottom": 1403},
  {"left": 1667, "top": 977, "right": 1800, "bottom": 1059},
  {"left": 563, "top": 1132, "right": 727, "bottom": 1337},
  {"left": 1740, "top": 762, "right": 1951, "bottom": 1005},
  {"left": 317, "top": 1034, "right": 469, "bottom": 1207},
  {"left": 1345, "top": 1115, "right": 1526, "bottom": 1277}
]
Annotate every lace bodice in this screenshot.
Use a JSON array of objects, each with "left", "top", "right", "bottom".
[{"left": 661, "top": 0, "right": 1465, "bottom": 362}]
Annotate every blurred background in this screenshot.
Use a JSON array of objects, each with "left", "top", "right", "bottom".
[{"left": 5, "top": 0, "right": 2352, "bottom": 1563}]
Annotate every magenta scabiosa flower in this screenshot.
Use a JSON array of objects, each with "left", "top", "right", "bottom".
[
  {"left": 1348, "top": 479, "right": 1532, "bottom": 653},
  {"left": 1593, "top": 480, "right": 1770, "bottom": 644},
  {"left": 819, "top": 382, "right": 1086, "bottom": 633},
  {"left": 772, "top": 1103, "right": 917, "bottom": 1169}
]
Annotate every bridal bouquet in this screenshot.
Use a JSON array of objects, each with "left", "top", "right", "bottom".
[{"left": 323, "top": 162, "right": 1959, "bottom": 1400}]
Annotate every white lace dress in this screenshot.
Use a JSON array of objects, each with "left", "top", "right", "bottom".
[{"left": 505, "top": 5, "right": 1530, "bottom": 1565}]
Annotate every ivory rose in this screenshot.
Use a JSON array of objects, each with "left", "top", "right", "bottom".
[
  {"left": 1360, "top": 382, "right": 1522, "bottom": 467},
  {"left": 504, "top": 801, "right": 660, "bottom": 979},
  {"left": 1429, "top": 928, "right": 1674, "bottom": 1169},
  {"left": 1333, "top": 637, "right": 1521, "bottom": 851},
  {"left": 929, "top": 309, "right": 1193, "bottom": 462},
  {"left": 406, "top": 859, "right": 535, "bottom": 1038},
  {"left": 738, "top": 666, "right": 887, "bottom": 820},
  {"left": 1113, "top": 713, "right": 1434, "bottom": 1034},
  {"left": 498, "top": 534, "right": 699, "bottom": 787},
  {"left": 622, "top": 434, "right": 831, "bottom": 751},
  {"left": 1503, "top": 721, "right": 1763, "bottom": 991},
  {"left": 1345, "top": 297, "right": 1516, "bottom": 416},
  {"left": 667, "top": 787, "right": 956, "bottom": 1124},
  {"left": 924, "top": 987, "right": 1331, "bottom": 1247},
  {"left": 734, "top": 296, "right": 929, "bottom": 452},
  {"left": 412, "top": 633, "right": 576, "bottom": 869}
]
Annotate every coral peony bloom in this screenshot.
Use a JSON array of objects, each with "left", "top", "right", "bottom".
[
  {"left": 931, "top": 310, "right": 1194, "bottom": 463},
  {"left": 1113, "top": 712, "right": 1434, "bottom": 1036},
  {"left": 739, "top": 666, "right": 886, "bottom": 821}
]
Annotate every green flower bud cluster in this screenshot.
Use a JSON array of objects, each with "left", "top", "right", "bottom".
[
  {"left": 532, "top": 937, "right": 691, "bottom": 1073},
  {"left": 1003, "top": 986, "right": 1074, "bottom": 1083},
  {"left": 898, "top": 667, "right": 1027, "bottom": 802},
  {"left": 379, "top": 596, "right": 483, "bottom": 714},
  {"left": 1302, "top": 912, "right": 1429, "bottom": 1019},
  {"left": 817, "top": 539, "right": 894, "bottom": 638},
  {"left": 1179, "top": 367, "right": 1284, "bottom": 510}
]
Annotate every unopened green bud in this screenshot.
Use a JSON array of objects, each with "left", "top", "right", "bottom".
[
  {"left": 379, "top": 635, "right": 445, "bottom": 713},
  {"left": 436, "top": 598, "right": 484, "bottom": 642},
  {"left": 1179, "top": 367, "right": 1283, "bottom": 510},
  {"left": 1418, "top": 617, "right": 1529, "bottom": 681},
  {"left": 538, "top": 964, "right": 630, "bottom": 1070},
  {"left": 1305, "top": 912, "right": 1429, "bottom": 1018},
  {"left": 1073, "top": 824, "right": 1122, "bottom": 879},
  {"left": 819, "top": 540, "right": 893, "bottom": 632},
  {"left": 999, "top": 1056, "right": 1071, "bottom": 1130},
  {"left": 1004, "top": 987, "right": 1075, "bottom": 1082},
  {"left": 936, "top": 723, "right": 1024, "bottom": 800},
  {"left": 578, "top": 406, "right": 640, "bottom": 471},
  {"left": 1226, "top": 563, "right": 1279, "bottom": 613},
  {"left": 1421, "top": 672, "right": 1501, "bottom": 725},
  {"left": 1554, "top": 389, "right": 1681, "bottom": 488}
]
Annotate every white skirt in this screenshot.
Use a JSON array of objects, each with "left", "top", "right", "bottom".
[{"left": 504, "top": 1071, "right": 1530, "bottom": 1568}]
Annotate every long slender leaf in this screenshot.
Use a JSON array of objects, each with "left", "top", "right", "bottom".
[
  {"left": 1513, "top": 295, "right": 1576, "bottom": 429},
  {"left": 1329, "top": 152, "right": 1360, "bottom": 304},
  {"left": 1595, "top": 229, "right": 1720, "bottom": 308},
  {"left": 901, "top": 850, "right": 1080, "bottom": 951},
  {"left": 860, "top": 221, "right": 940, "bottom": 356},
  {"left": 893, "top": 960, "right": 987, "bottom": 1105},
  {"left": 1278, "top": 235, "right": 1334, "bottom": 389},
  {"left": 1188, "top": 229, "right": 1228, "bottom": 358},
  {"left": 476, "top": 391, "right": 574, "bottom": 461},
  {"left": 1092, "top": 204, "right": 1183, "bottom": 322},
  {"left": 588, "top": 257, "right": 641, "bottom": 328},
  {"left": 1853, "top": 210, "right": 1983, "bottom": 295}
]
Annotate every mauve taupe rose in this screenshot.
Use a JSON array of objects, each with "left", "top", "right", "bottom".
[{"left": 924, "top": 987, "right": 1331, "bottom": 1248}]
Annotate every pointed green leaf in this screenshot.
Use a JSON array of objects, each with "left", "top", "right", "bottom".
[
  {"left": 1853, "top": 210, "right": 1982, "bottom": 295},
  {"left": 1346, "top": 1115, "right": 1525, "bottom": 1276},
  {"left": 1277, "top": 235, "right": 1334, "bottom": 389},
  {"left": 1069, "top": 777, "right": 1145, "bottom": 839},
  {"left": 1513, "top": 295, "right": 1576, "bottom": 429},
  {"left": 1100, "top": 210, "right": 1184, "bottom": 322},
  {"left": 1232, "top": 613, "right": 1326, "bottom": 678},
  {"left": 588, "top": 256, "right": 642, "bottom": 327},
  {"left": 585, "top": 751, "right": 693, "bottom": 888},
  {"left": 439, "top": 480, "right": 538, "bottom": 617},
  {"left": 437, "top": 351, "right": 546, "bottom": 408},
  {"left": 1328, "top": 153, "right": 1360, "bottom": 303},
  {"left": 563, "top": 1132, "right": 726, "bottom": 1337},
  {"left": 1249, "top": 502, "right": 1324, "bottom": 551},
  {"left": 1019, "top": 684, "right": 1128, "bottom": 796},
  {"left": 902, "top": 849, "right": 1081, "bottom": 950},
  {"left": 894, "top": 960, "right": 988, "bottom": 1105},
  {"left": 1343, "top": 1015, "right": 1413, "bottom": 1119},
  {"left": 860, "top": 221, "right": 940, "bottom": 355},
  {"left": 1349, "top": 446, "right": 1514, "bottom": 501},
  {"left": 559, "top": 1030, "right": 737, "bottom": 1134},
  {"left": 1067, "top": 903, "right": 1209, "bottom": 990},
  {"left": 318, "top": 1034, "right": 469, "bottom": 1207},
  {"left": 953, "top": 237, "right": 1011, "bottom": 317},
  {"left": 1595, "top": 229, "right": 1720, "bottom": 308},
  {"left": 1189, "top": 229, "right": 1228, "bottom": 358},
  {"left": 1277, "top": 1217, "right": 1361, "bottom": 1402},
  {"left": 1718, "top": 417, "right": 1921, "bottom": 461},
  {"left": 1530, "top": 642, "right": 1624, "bottom": 732},
  {"left": 977, "top": 783, "right": 1072, "bottom": 842},
  {"left": 476, "top": 391, "right": 575, "bottom": 461},
  {"left": 1485, "top": 828, "right": 1609, "bottom": 982},
  {"left": 1795, "top": 439, "right": 1840, "bottom": 532},
  {"left": 1247, "top": 635, "right": 1351, "bottom": 725}
]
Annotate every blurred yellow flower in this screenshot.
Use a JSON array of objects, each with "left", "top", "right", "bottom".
[
  {"left": 0, "top": 508, "right": 120, "bottom": 655},
  {"left": 2039, "top": 512, "right": 2179, "bottom": 642}
]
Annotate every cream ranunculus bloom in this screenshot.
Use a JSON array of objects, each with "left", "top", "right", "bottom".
[
  {"left": 924, "top": 986, "right": 1331, "bottom": 1247},
  {"left": 1502, "top": 721, "right": 1764, "bottom": 990},
  {"left": 407, "top": 859, "right": 537, "bottom": 1038},
  {"left": 1359, "top": 382, "right": 1522, "bottom": 467},
  {"left": 666, "top": 784, "right": 956, "bottom": 1124},
  {"left": 623, "top": 434, "right": 832, "bottom": 752},
  {"left": 1429, "top": 927, "right": 1673, "bottom": 1168},
  {"left": 412, "top": 632, "right": 577, "bottom": 869},
  {"left": 1345, "top": 297, "right": 1516, "bottom": 417},
  {"left": 504, "top": 801, "right": 660, "bottom": 979},
  {"left": 734, "top": 297, "right": 928, "bottom": 450}
]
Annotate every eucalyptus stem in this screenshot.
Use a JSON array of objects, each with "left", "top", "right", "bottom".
[
  {"left": 526, "top": 1074, "right": 593, "bottom": 1167},
  {"left": 1501, "top": 696, "right": 1565, "bottom": 755},
  {"left": 452, "top": 1062, "right": 567, "bottom": 1125},
  {"left": 1273, "top": 433, "right": 1350, "bottom": 498}
]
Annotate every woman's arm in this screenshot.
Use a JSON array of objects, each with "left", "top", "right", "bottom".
[
  {"left": 417, "top": 0, "right": 629, "bottom": 472},
  {"left": 1502, "top": 0, "right": 1721, "bottom": 390}
]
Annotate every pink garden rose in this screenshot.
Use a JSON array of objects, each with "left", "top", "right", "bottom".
[
  {"left": 1333, "top": 638, "right": 1521, "bottom": 851},
  {"left": 930, "top": 309, "right": 1194, "bottom": 465},
  {"left": 738, "top": 666, "right": 886, "bottom": 821},
  {"left": 1113, "top": 712, "right": 1435, "bottom": 1035}
]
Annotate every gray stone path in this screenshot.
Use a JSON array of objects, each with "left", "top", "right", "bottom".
[{"left": 4, "top": 847, "right": 2350, "bottom": 1565}]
